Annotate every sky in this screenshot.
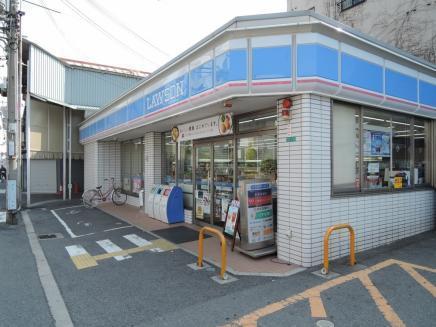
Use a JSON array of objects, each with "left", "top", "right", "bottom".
[{"left": 20, "top": 0, "right": 287, "bottom": 73}]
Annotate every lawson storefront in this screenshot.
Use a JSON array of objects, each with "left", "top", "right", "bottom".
[{"left": 79, "top": 11, "right": 436, "bottom": 267}]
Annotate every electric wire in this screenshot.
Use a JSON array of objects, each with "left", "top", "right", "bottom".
[
  {"left": 23, "top": 0, "right": 61, "bottom": 13},
  {"left": 87, "top": 0, "right": 171, "bottom": 58},
  {"left": 59, "top": 0, "right": 159, "bottom": 67}
]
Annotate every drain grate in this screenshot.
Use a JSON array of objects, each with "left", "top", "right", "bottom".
[{"left": 38, "top": 233, "right": 63, "bottom": 240}]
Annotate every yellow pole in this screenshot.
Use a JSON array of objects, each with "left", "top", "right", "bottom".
[
  {"left": 197, "top": 227, "right": 227, "bottom": 280},
  {"left": 323, "top": 224, "right": 356, "bottom": 274}
]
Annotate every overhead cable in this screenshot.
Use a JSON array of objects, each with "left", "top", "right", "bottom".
[{"left": 60, "top": 0, "right": 159, "bottom": 67}]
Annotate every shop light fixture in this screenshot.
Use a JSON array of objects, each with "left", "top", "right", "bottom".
[
  {"left": 254, "top": 114, "right": 277, "bottom": 121},
  {"left": 363, "top": 116, "right": 386, "bottom": 122},
  {"left": 239, "top": 119, "right": 253, "bottom": 124}
]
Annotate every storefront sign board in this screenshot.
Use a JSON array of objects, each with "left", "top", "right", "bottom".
[
  {"left": 173, "top": 113, "right": 233, "bottom": 142},
  {"left": 224, "top": 200, "right": 240, "bottom": 237},
  {"left": 245, "top": 182, "right": 274, "bottom": 244}
]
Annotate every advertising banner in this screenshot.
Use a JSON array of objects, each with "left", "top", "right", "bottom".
[
  {"left": 224, "top": 200, "right": 240, "bottom": 237},
  {"left": 245, "top": 182, "right": 274, "bottom": 244},
  {"left": 172, "top": 113, "right": 233, "bottom": 142}
]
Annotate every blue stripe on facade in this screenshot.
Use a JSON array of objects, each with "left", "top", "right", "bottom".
[
  {"left": 81, "top": 74, "right": 189, "bottom": 140},
  {"left": 215, "top": 49, "right": 247, "bottom": 86},
  {"left": 419, "top": 80, "right": 436, "bottom": 107},
  {"left": 385, "top": 69, "right": 417, "bottom": 102},
  {"left": 252, "top": 46, "right": 292, "bottom": 80},
  {"left": 297, "top": 44, "right": 338, "bottom": 81},
  {"left": 341, "top": 53, "right": 383, "bottom": 93},
  {"left": 190, "top": 60, "right": 213, "bottom": 96}
]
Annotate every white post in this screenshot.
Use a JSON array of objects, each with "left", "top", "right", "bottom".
[
  {"left": 26, "top": 57, "right": 31, "bottom": 206},
  {"left": 62, "top": 107, "right": 66, "bottom": 200},
  {"left": 68, "top": 108, "right": 72, "bottom": 200}
]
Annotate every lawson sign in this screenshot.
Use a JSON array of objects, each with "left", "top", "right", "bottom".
[
  {"left": 80, "top": 74, "right": 189, "bottom": 141},
  {"left": 145, "top": 74, "right": 189, "bottom": 114}
]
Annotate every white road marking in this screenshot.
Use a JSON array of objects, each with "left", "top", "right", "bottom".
[
  {"left": 104, "top": 225, "right": 133, "bottom": 232},
  {"left": 22, "top": 211, "right": 74, "bottom": 327},
  {"left": 50, "top": 210, "right": 78, "bottom": 238},
  {"left": 65, "top": 245, "right": 88, "bottom": 257},
  {"left": 150, "top": 248, "right": 164, "bottom": 252},
  {"left": 123, "top": 234, "right": 152, "bottom": 247},
  {"left": 54, "top": 204, "right": 85, "bottom": 211},
  {"left": 96, "top": 239, "right": 131, "bottom": 261}
]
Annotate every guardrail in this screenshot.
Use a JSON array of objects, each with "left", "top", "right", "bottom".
[
  {"left": 322, "top": 224, "right": 356, "bottom": 275},
  {"left": 197, "top": 226, "right": 227, "bottom": 280}
]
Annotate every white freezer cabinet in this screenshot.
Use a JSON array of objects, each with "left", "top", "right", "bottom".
[{"left": 146, "top": 184, "right": 184, "bottom": 224}]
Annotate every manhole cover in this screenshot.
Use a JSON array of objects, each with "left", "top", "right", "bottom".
[
  {"left": 316, "top": 320, "right": 334, "bottom": 327},
  {"left": 38, "top": 233, "right": 63, "bottom": 240}
]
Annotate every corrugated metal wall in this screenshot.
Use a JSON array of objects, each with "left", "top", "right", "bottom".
[
  {"left": 30, "top": 46, "right": 66, "bottom": 103},
  {"left": 65, "top": 67, "right": 141, "bottom": 107},
  {"left": 29, "top": 44, "right": 142, "bottom": 108}
]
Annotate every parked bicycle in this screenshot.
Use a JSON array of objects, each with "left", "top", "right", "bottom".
[{"left": 82, "top": 177, "right": 127, "bottom": 208}]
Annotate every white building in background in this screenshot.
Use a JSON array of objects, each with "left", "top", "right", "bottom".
[{"left": 287, "top": 0, "right": 436, "bottom": 64}]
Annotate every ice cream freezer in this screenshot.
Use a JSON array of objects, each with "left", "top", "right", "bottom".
[{"left": 146, "top": 184, "right": 184, "bottom": 224}]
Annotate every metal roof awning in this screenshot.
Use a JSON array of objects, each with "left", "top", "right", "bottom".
[{"left": 30, "top": 93, "right": 100, "bottom": 111}]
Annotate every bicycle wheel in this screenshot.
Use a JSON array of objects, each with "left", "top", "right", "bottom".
[
  {"left": 112, "top": 188, "right": 127, "bottom": 206},
  {"left": 83, "top": 189, "right": 99, "bottom": 208}
]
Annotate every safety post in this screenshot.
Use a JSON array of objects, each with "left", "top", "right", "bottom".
[
  {"left": 322, "top": 224, "right": 356, "bottom": 275},
  {"left": 197, "top": 226, "right": 227, "bottom": 280}
]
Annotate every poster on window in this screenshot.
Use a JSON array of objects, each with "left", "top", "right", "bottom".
[
  {"left": 245, "top": 182, "right": 274, "bottom": 244},
  {"left": 364, "top": 130, "right": 391, "bottom": 157}
]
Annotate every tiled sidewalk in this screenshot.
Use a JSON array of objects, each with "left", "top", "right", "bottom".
[{"left": 99, "top": 203, "right": 304, "bottom": 276}]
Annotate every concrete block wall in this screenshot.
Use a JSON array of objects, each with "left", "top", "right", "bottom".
[
  {"left": 84, "top": 142, "right": 98, "bottom": 191},
  {"left": 97, "top": 141, "right": 121, "bottom": 190},
  {"left": 144, "top": 132, "right": 162, "bottom": 213},
  {"left": 277, "top": 94, "right": 435, "bottom": 267}
]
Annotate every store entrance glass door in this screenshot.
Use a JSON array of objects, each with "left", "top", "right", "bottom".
[
  {"left": 194, "top": 140, "right": 234, "bottom": 226},
  {"left": 194, "top": 144, "right": 212, "bottom": 223},
  {"left": 212, "top": 141, "right": 234, "bottom": 226}
]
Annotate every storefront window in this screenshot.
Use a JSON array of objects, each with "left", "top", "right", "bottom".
[
  {"left": 178, "top": 140, "right": 193, "bottom": 209},
  {"left": 237, "top": 134, "right": 277, "bottom": 185},
  {"left": 332, "top": 101, "right": 431, "bottom": 194},
  {"left": 333, "top": 102, "right": 361, "bottom": 193},
  {"left": 238, "top": 111, "right": 277, "bottom": 133},
  {"left": 163, "top": 132, "right": 176, "bottom": 185},
  {"left": 391, "top": 115, "right": 412, "bottom": 189},
  {"left": 362, "top": 109, "right": 391, "bottom": 190},
  {"left": 414, "top": 119, "right": 429, "bottom": 186},
  {"left": 121, "top": 138, "right": 144, "bottom": 195}
]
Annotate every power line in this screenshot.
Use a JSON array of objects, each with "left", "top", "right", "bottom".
[
  {"left": 87, "top": 0, "right": 171, "bottom": 58},
  {"left": 59, "top": 0, "right": 160, "bottom": 67},
  {"left": 23, "top": 0, "right": 61, "bottom": 13}
]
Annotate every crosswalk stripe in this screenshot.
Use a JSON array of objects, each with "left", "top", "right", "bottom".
[
  {"left": 65, "top": 245, "right": 98, "bottom": 269},
  {"left": 123, "top": 234, "right": 152, "bottom": 247},
  {"left": 96, "top": 239, "right": 132, "bottom": 261}
]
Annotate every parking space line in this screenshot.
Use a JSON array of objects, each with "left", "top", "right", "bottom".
[
  {"left": 97, "top": 239, "right": 132, "bottom": 261},
  {"left": 50, "top": 209, "right": 77, "bottom": 238},
  {"left": 399, "top": 264, "right": 436, "bottom": 297},
  {"left": 54, "top": 205, "right": 85, "bottom": 211},
  {"left": 104, "top": 225, "right": 133, "bottom": 232},
  {"left": 308, "top": 293, "right": 327, "bottom": 318},
  {"left": 225, "top": 259, "right": 435, "bottom": 327},
  {"left": 359, "top": 274, "right": 406, "bottom": 327}
]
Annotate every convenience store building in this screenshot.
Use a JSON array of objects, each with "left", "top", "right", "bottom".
[{"left": 79, "top": 12, "right": 436, "bottom": 267}]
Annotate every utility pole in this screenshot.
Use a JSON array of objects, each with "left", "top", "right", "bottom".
[{"left": 5, "top": 0, "right": 23, "bottom": 224}]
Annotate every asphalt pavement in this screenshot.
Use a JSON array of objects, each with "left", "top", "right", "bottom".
[{"left": 0, "top": 201, "right": 435, "bottom": 327}]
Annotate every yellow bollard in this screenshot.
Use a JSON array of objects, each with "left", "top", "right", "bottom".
[
  {"left": 322, "top": 224, "right": 356, "bottom": 275},
  {"left": 197, "top": 226, "right": 227, "bottom": 280}
]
